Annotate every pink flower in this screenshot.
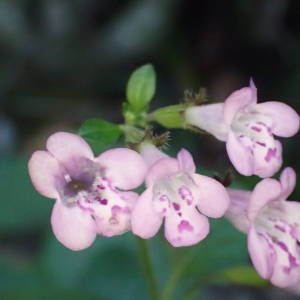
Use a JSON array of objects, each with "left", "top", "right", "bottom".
[
  {"left": 131, "top": 144, "right": 229, "bottom": 247},
  {"left": 28, "top": 132, "right": 147, "bottom": 250},
  {"left": 226, "top": 167, "right": 300, "bottom": 287},
  {"left": 185, "top": 81, "right": 300, "bottom": 178}
]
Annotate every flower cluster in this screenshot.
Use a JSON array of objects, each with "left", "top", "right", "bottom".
[
  {"left": 28, "top": 132, "right": 229, "bottom": 250},
  {"left": 28, "top": 79, "right": 299, "bottom": 288}
]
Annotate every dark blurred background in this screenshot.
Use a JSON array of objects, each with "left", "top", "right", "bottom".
[{"left": 0, "top": 0, "right": 299, "bottom": 299}]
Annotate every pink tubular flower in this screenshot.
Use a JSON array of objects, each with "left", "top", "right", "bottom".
[
  {"left": 131, "top": 144, "right": 230, "bottom": 247},
  {"left": 226, "top": 167, "right": 300, "bottom": 287},
  {"left": 28, "top": 132, "right": 147, "bottom": 251},
  {"left": 185, "top": 81, "right": 300, "bottom": 178}
]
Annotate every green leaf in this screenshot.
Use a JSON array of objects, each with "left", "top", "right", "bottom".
[
  {"left": 78, "top": 119, "right": 121, "bottom": 154},
  {"left": 126, "top": 64, "right": 156, "bottom": 113},
  {"left": 220, "top": 265, "right": 268, "bottom": 286}
]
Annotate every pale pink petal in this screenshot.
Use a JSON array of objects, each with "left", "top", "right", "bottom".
[
  {"left": 96, "top": 148, "right": 147, "bottom": 190},
  {"left": 119, "top": 191, "right": 139, "bottom": 207},
  {"left": 248, "top": 227, "right": 275, "bottom": 280},
  {"left": 131, "top": 187, "right": 163, "bottom": 239},
  {"left": 226, "top": 131, "right": 254, "bottom": 176},
  {"left": 139, "top": 143, "right": 169, "bottom": 167},
  {"left": 283, "top": 202, "right": 300, "bottom": 236},
  {"left": 270, "top": 235, "right": 300, "bottom": 288},
  {"left": 253, "top": 140, "right": 282, "bottom": 178},
  {"left": 95, "top": 204, "right": 132, "bottom": 237},
  {"left": 164, "top": 209, "right": 209, "bottom": 247},
  {"left": 223, "top": 87, "right": 256, "bottom": 124},
  {"left": 247, "top": 178, "right": 282, "bottom": 221},
  {"left": 51, "top": 201, "right": 97, "bottom": 251},
  {"left": 271, "top": 260, "right": 300, "bottom": 288},
  {"left": 184, "top": 103, "right": 228, "bottom": 141},
  {"left": 280, "top": 167, "right": 296, "bottom": 199},
  {"left": 145, "top": 157, "right": 178, "bottom": 187},
  {"left": 177, "top": 148, "right": 196, "bottom": 173},
  {"left": 256, "top": 101, "right": 300, "bottom": 138},
  {"left": 28, "top": 150, "right": 64, "bottom": 199},
  {"left": 46, "top": 132, "right": 94, "bottom": 169},
  {"left": 192, "top": 174, "right": 229, "bottom": 218},
  {"left": 225, "top": 189, "right": 251, "bottom": 233}
]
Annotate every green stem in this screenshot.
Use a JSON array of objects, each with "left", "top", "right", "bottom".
[
  {"left": 136, "top": 237, "right": 161, "bottom": 300},
  {"left": 161, "top": 250, "right": 196, "bottom": 300}
]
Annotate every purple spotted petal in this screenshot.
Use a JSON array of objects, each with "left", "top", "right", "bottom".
[
  {"left": 225, "top": 189, "right": 251, "bottom": 233},
  {"left": 51, "top": 201, "right": 97, "bottom": 251},
  {"left": 164, "top": 208, "right": 209, "bottom": 247},
  {"left": 96, "top": 148, "right": 147, "bottom": 190},
  {"left": 280, "top": 167, "right": 297, "bottom": 199},
  {"left": 253, "top": 140, "right": 282, "bottom": 178},
  {"left": 226, "top": 131, "right": 254, "bottom": 176},
  {"left": 248, "top": 227, "right": 275, "bottom": 280},
  {"left": 46, "top": 132, "right": 94, "bottom": 171},
  {"left": 177, "top": 148, "right": 196, "bottom": 173},
  {"left": 131, "top": 187, "right": 163, "bottom": 239},
  {"left": 256, "top": 101, "right": 300, "bottom": 138},
  {"left": 192, "top": 174, "right": 229, "bottom": 218},
  {"left": 270, "top": 240, "right": 300, "bottom": 288},
  {"left": 94, "top": 204, "right": 132, "bottom": 237},
  {"left": 247, "top": 178, "right": 282, "bottom": 221},
  {"left": 184, "top": 103, "right": 228, "bottom": 141},
  {"left": 223, "top": 87, "right": 256, "bottom": 125},
  {"left": 28, "top": 150, "right": 64, "bottom": 199}
]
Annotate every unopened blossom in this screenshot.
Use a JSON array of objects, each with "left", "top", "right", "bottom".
[
  {"left": 226, "top": 167, "right": 300, "bottom": 287},
  {"left": 131, "top": 144, "right": 229, "bottom": 247},
  {"left": 185, "top": 81, "right": 300, "bottom": 178},
  {"left": 28, "top": 132, "right": 147, "bottom": 250}
]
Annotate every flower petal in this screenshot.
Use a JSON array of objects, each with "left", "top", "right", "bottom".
[
  {"left": 283, "top": 201, "right": 300, "bottom": 235},
  {"left": 225, "top": 188, "right": 251, "bottom": 233},
  {"left": 145, "top": 157, "right": 178, "bottom": 187},
  {"left": 131, "top": 187, "right": 163, "bottom": 239},
  {"left": 226, "top": 131, "right": 254, "bottom": 176},
  {"left": 28, "top": 150, "right": 64, "bottom": 199},
  {"left": 247, "top": 178, "right": 282, "bottom": 220},
  {"left": 223, "top": 87, "right": 256, "bottom": 125},
  {"left": 164, "top": 209, "right": 209, "bottom": 247},
  {"left": 248, "top": 227, "right": 275, "bottom": 280},
  {"left": 96, "top": 148, "right": 147, "bottom": 190},
  {"left": 51, "top": 201, "right": 97, "bottom": 251},
  {"left": 177, "top": 148, "right": 196, "bottom": 173},
  {"left": 270, "top": 233, "right": 300, "bottom": 288},
  {"left": 256, "top": 101, "right": 300, "bottom": 138},
  {"left": 95, "top": 204, "right": 132, "bottom": 237},
  {"left": 184, "top": 103, "right": 228, "bottom": 141},
  {"left": 192, "top": 174, "right": 229, "bottom": 218},
  {"left": 253, "top": 140, "right": 282, "bottom": 178},
  {"left": 46, "top": 132, "right": 94, "bottom": 170},
  {"left": 119, "top": 191, "right": 139, "bottom": 207},
  {"left": 140, "top": 143, "right": 169, "bottom": 167},
  {"left": 280, "top": 167, "right": 296, "bottom": 199}
]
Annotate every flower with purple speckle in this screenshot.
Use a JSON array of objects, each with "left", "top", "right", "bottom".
[
  {"left": 131, "top": 144, "right": 229, "bottom": 247},
  {"left": 185, "top": 81, "right": 300, "bottom": 178},
  {"left": 28, "top": 132, "right": 147, "bottom": 250},
  {"left": 226, "top": 167, "right": 300, "bottom": 287}
]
